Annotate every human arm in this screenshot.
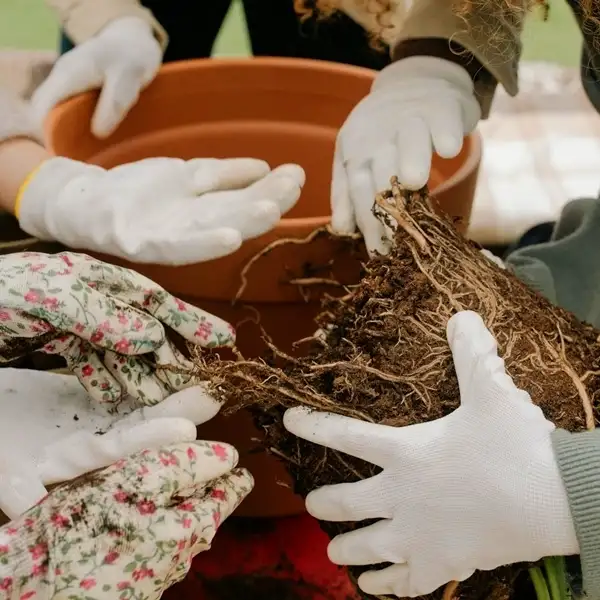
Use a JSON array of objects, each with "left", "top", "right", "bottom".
[
  {"left": 0, "top": 139, "right": 47, "bottom": 215},
  {"left": 0, "top": 88, "right": 48, "bottom": 214}
]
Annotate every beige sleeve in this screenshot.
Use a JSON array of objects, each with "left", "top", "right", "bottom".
[
  {"left": 44, "top": 0, "right": 168, "bottom": 49},
  {"left": 392, "top": 0, "right": 525, "bottom": 117}
]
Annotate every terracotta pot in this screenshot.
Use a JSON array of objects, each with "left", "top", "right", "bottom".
[{"left": 45, "top": 57, "right": 482, "bottom": 518}]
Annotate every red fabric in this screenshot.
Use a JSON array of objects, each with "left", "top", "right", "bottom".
[{"left": 163, "top": 513, "right": 361, "bottom": 600}]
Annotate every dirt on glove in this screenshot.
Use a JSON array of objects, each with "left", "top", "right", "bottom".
[{"left": 192, "top": 179, "right": 600, "bottom": 600}]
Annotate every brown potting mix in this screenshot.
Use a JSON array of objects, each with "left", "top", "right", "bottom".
[{"left": 193, "top": 178, "right": 600, "bottom": 600}]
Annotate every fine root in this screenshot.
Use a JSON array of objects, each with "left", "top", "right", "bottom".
[
  {"left": 192, "top": 179, "right": 600, "bottom": 600},
  {"left": 234, "top": 225, "right": 362, "bottom": 304}
]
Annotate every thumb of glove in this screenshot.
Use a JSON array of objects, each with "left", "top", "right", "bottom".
[
  {"left": 92, "top": 63, "right": 156, "bottom": 138},
  {"left": 0, "top": 457, "right": 48, "bottom": 520},
  {"left": 30, "top": 50, "right": 103, "bottom": 126}
]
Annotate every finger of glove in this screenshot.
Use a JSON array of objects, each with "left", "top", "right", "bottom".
[
  {"left": 105, "top": 338, "right": 197, "bottom": 406},
  {"left": 70, "top": 254, "right": 235, "bottom": 348},
  {"left": 461, "top": 92, "right": 483, "bottom": 133},
  {"left": 446, "top": 311, "right": 523, "bottom": 404},
  {"left": 151, "top": 467, "right": 253, "bottom": 594},
  {"left": 358, "top": 564, "right": 411, "bottom": 598},
  {"left": 103, "top": 350, "right": 172, "bottom": 407},
  {"left": 37, "top": 417, "right": 197, "bottom": 485},
  {"left": 284, "top": 407, "right": 400, "bottom": 467},
  {"left": 395, "top": 117, "right": 433, "bottom": 190},
  {"left": 125, "top": 385, "right": 221, "bottom": 427},
  {"left": 92, "top": 66, "right": 145, "bottom": 138},
  {"left": 181, "top": 467, "right": 254, "bottom": 552},
  {"left": 8, "top": 264, "right": 166, "bottom": 354},
  {"left": 146, "top": 296, "right": 235, "bottom": 349},
  {"left": 359, "top": 564, "right": 475, "bottom": 598},
  {"left": 330, "top": 148, "right": 356, "bottom": 234},
  {"left": 43, "top": 336, "right": 124, "bottom": 408},
  {"left": 73, "top": 254, "right": 236, "bottom": 349},
  {"left": 371, "top": 141, "right": 401, "bottom": 196},
  {"left": 305, "top": 472, "right": 393, "bottom": 522},
  {"left": 152, "top": 339, "right": 196, "bottom": 392},
  {"left": 0, "top": 458, "right": 48, "bottom": 520},
  {"left": 30, "top": 51, "right": 102, "bottom": 122},
  {"left": 370, "top": 143, "right": 402, "bottom": 242},
  {"left": 347, "top": 166, "right": 388, "bottom": 255},
  {"left": 188, "top": 158, "right": 271, "bottom": 194},
  {"left": 427, "top": 99, "right": 465, "bottom": 159},
  {"left": 239, "top": 163, "right": 305, "bottom": 215},
  {"left": 0, "top": 312, "right": 56, "bottom": 360},
  {"left": 109, "top": 441, "right": 240, "bottom": 500},
  {"left": 125, "top": 227, "right": 243, "bottom": 265},
  {"left": 327, "top": 519, "right": 401, "bottom": 566},
  {"left": 218, "top": 198, "right": 283, "bottom": 240},
  {"left": 149, "top": 466, "right": 253, "bottom": 589}
]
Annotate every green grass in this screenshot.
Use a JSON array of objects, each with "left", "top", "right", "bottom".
[{"left": 0, "top": 0, "right": 583, "bottom": 66}]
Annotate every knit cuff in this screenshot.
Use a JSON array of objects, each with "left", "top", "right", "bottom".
[{"left": 552, "top": 428, "right": 600, "bottom": 600}]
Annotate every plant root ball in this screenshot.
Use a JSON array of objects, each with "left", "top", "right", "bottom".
[{"left": 194, "top": 180, "right": 600, "bottom": 600}]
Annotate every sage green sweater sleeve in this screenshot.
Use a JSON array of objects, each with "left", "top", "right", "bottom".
[{"left": 552, "top": 429, "right": 600, "bottom": 599}]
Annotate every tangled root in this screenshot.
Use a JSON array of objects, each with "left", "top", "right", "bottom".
[{"left": 192, "top": 179, "right": 600, "bottom": 600}]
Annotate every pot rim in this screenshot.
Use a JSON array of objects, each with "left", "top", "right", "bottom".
[{"left": 46, "top": 56, "right": 483, "bottom": 233}]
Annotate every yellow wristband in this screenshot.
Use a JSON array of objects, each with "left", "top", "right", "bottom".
[{"left": 14, "top": 163, "right": 44, "bottom": 218}]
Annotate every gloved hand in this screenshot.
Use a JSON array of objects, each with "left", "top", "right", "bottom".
[
  {"left": 31, "top": 17, "right": 162, "bottom": 138},
  {"left": 284, "top": 311, "right": 578, "bottom": 598},
  {"left": 0, "top": 441, "right": 252, "bottom": 599},
  {"left": 17, "top": 157, "right": 305, "bottom": 265},
  {"left": 0, "top": 374, "right": 223, "bottom": 519},
  {"left": 0, "top": 251, "right": 233, "bottom": 407},
  {"left": 332, "top": 57, "right": 481, "bottom": 255}
]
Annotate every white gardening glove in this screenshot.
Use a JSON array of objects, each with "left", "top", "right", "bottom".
[
  {"left": 31, "top": 17, "right": 162, "bottom": 138},
  {"left": 0, "top": 442, "right": 252, "bottom": 600},
  {"left": 332, "top": 57, "right": 481, "bottom": 255},
  {"left": 17, "top": 158, "right": 304, "bottom": 265},
  {"left": 0, "top": 86, "right": 41, "bottom": 144},
  {"left": 0, "top": 373, "right": 221, "bottom": 519},
  {"left": 284, "top": 310, "right": 578, "bottom": 598}
]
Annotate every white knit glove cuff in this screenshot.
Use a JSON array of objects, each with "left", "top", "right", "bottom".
[{"left": 17, "top": 157, "right": 97, "bottom": 239}]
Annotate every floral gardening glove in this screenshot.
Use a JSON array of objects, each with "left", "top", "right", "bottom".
[
  {"left": 0, "top": 252, "right": 234, "bottom": 409},
  {"left": 0, "top": 441, "right": 253, "bottom": 600}
]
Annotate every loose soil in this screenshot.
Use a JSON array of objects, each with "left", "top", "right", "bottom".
[{"left": 192, "top": 180, "right": 600, "bottom": 600}]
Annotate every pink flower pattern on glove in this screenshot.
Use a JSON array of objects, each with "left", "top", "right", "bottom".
[
  {"left": 0, "top": 442, "right": 253, "bottom": 600},
  {"left": 0, "top": 252, "right": 235, "bottom": 410}
]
